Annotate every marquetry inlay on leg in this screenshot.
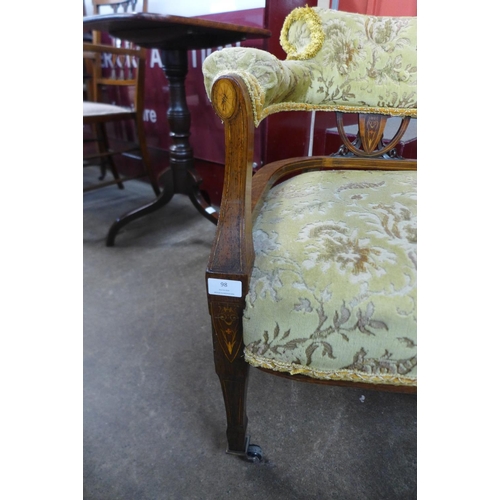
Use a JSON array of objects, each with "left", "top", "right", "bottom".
[{"left": 209, "top": 301, "right": 243, "bottom": 363}]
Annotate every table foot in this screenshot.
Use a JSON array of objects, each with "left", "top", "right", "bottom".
[
  {"left": 187, "top": 170, "right": 219, "bottom": 225},
  {"left": 105, "top": 172, "right": 218, "bottom": 246},
  {"left": 106, "top": 178, "right": 175, "bottom": 247}
]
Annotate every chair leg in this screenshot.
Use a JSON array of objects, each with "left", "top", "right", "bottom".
[
  {"left": 218, "top": 349, "right": 249, "bottom": 455},
  {"left": 209, "top": 300, "right": 249, "bottom": 455},
  {"left": 96, "top": 123, "right": 124, "bottom": 189}
]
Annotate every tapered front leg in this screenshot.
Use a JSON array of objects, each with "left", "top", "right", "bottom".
[{"left": 209, "top": 298, "right": 249, "bottom": 455}]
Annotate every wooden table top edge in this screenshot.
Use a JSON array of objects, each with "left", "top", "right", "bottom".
[{"left": 83, "top": 12, "right": 272, "bottom": 38}]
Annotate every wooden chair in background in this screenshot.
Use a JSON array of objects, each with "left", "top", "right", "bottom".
[{"left": 83, "top": 0, "right": 160, "bottom": 195}]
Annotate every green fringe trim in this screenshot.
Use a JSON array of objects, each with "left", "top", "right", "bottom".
[{"left": 245, "top": 349, "right": 417, "bottom": 387}]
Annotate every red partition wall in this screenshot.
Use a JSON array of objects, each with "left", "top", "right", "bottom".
[{"left": 338, "top": 0, "right": 417, "bottom": 15}]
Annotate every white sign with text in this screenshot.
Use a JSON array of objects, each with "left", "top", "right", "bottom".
[{"left": 207, "top": 278, "right": 242, "bottom": 298}]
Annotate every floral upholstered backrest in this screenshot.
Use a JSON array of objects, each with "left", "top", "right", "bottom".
[
  {"left": 280, "top": 6, "right": 417, "bottom": 111},
  {"left": 202, "top": 6, "right": 416, "bottom": 126}
]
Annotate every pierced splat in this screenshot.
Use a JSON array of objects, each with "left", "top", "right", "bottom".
[
  {"left": 333, "top": 113, "right": 411, "bottom": 159},
  {"left": 359, "top": 114, "right": 387, "bottom": 153}
]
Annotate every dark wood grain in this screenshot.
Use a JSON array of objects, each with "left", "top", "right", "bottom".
[{"left": 83, "top": 13, "right": 271, "bottom": 50}]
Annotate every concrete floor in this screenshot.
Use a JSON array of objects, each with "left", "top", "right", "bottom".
[{"left": 83, "top": 169, "right": 417, "bottom": 500}]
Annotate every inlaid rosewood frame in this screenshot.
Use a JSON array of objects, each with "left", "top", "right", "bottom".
[{"left": 206, "top": 74, "right": 416, "bottom": 456}]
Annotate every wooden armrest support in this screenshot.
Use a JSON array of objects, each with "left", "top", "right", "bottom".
[
  {"left": 251, "top": 156, "right": 417, "bottom": 214},
  {"left": 206, "top": 75, "right": 256, "bottom": 293}
]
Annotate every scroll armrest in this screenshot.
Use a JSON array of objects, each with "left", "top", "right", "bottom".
[
  {"left": 203, "top": 47, "right": 313, "bottom": 127},
  {"left": 203, "top": 5, "right": 418, "bottom": 125},
  {"left": 206, "top": 74, "right": 257, "bottom": 300}
]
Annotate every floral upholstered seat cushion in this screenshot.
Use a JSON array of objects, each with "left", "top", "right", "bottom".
[
  {"left": 203, "top": 6, "right": 417, "bottom": 126},
  {"left": 242, "top": 170, "right": 417, "bottom": 387}
]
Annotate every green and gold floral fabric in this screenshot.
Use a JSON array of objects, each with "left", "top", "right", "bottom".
[
  {"left": 203, "top": 6, "right": 417, "bottom": 126},
  {"left": 243, "top": 170, "right": 417, "bottom": 386}
]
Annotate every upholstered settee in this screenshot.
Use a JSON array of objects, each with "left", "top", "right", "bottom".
[{"left": 202, "top": 6, "right": 416, "bottom": 460}]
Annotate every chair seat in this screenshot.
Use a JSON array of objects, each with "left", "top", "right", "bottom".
[
  {"left": 83, "top": 101, "right": 134, "bottom": 117},
  {"left": 243, "top": 169, "right": 417, "bottom": 387}
]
